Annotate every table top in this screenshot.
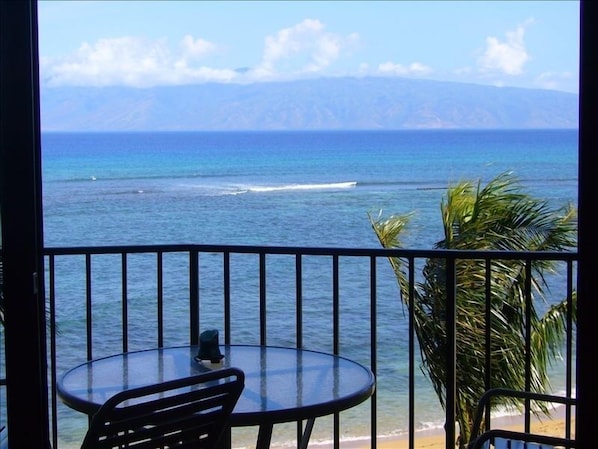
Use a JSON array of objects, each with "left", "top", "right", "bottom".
[{"left": 57, "top": 344, "right": 375, "bottom": 427}]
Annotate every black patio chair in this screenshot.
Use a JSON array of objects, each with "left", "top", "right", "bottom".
[
  {"left": 467, "top": 388, "right": 576, "bottom": 449},
  {"left": 80, "top": 367, "right": 244, "bottom": 449}
]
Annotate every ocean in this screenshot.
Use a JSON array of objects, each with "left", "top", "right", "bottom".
[
  {"left": 42, "top": 129, "right": 578, "bottom": 249},
  {"left": 42, "top": 129, "right": 579, "bottom": 448}
]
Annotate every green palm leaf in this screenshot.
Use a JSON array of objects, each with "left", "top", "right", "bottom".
[{"left": 369, "top": 172, "right": 577, "bottom": 448}]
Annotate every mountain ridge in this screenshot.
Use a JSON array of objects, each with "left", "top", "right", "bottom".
[{"left": 40, "top": 76, "right": 578, "bottom": 131}]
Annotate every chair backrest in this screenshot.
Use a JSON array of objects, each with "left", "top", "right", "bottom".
[
  {"left": 467, "top": 388, "right": 576, "bottom": 449},
  {"left": 80, "top": 367, "right": 244, "bottom": 449}
]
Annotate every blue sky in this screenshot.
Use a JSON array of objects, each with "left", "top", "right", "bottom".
[{"left": 37, "top": 1, "right": 580, "bottom": 93}]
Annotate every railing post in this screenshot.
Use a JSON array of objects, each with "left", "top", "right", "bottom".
[
  {"left": 408, "top": 257, "right": 416, "bottom": 449},
  {"left": 85, "top": 253, "right": 93, "bottom": 359},
  {"left": 121, "top": 252, "right": 128, "bottom": 353},
  {"left": 259, "top": 252, "right": 266, "bottom": 345},
  {"left": 223, "top": 251, "right": 231, "bottom": 344},
  {"left": 157, "top": 251, "right": 164, "bottom": 348},
  {"left": 445, "top": 256, "right": 456, "bottom": 449},
  {"left": 189, "top": 249, "right": 199, "bottom": 346}
]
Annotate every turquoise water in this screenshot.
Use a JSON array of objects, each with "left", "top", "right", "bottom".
[
  {"left": 43, "top": 129, "right": 577, "bottom": 249},
  {"left": 42, "top": 129, "right": 578, "bottom": 448}
]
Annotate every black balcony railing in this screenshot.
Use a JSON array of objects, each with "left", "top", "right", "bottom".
[{"left": 40, "top": 244, "right": 577, "bottom": 449}]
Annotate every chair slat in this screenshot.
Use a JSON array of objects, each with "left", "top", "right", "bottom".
[{"left": 81, "top": 367, "right": 244, "bottom": 449}]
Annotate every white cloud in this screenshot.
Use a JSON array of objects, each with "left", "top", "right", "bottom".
[
  {"left": 377, "top": 61, "right": 433, "bottom": 76},
  {"left": 39, "top": 16, "right": 572, "bottom": 92},
  {"left": 179, "top": 35, "right": 217, "bottom": 59},
  {"left": 250, "top": 19, "right": 360, "bottom": 80},
  {"left": 477, "top": 20, "right": 533, "bottom": 76},
  {"left": 42, "top": 19, "right": 361, "bottom": 86},
  {"left": 534, "top": 71, "right": 575, "bottom": 91},
  {"left": 42, "top": 35, "right": 237, "bottom": 87}
]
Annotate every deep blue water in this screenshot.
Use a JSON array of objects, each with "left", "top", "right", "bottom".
[{"left": 42, "top": 129, "right": 578, "bottom": 448}]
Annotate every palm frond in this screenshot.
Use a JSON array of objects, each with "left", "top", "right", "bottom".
[{"left": 369, "top": 171, "right": 577, "bottom": 448}]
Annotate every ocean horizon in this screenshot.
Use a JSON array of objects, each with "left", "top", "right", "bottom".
[{"left": 43, "top": 129, "right": 578, "bottom": 448}]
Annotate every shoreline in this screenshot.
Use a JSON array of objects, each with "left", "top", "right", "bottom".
[{"left": 291, "top": 406, "right": 575, "bottom": 449}]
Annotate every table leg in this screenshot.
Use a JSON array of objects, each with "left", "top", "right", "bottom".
[
  {"left": 217, "top": 426, "right": 232, "bottom": 449},
  {"left": 256, "top": 423, "right": 274, "bottom": 449},
  {"left": 254, "top": 419, "right": 315, "bottom": 449},
  {"left": 298, "top": 418, "right": 315, "bottom": 449}
]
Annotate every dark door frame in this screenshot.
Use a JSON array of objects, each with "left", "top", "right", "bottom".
[
  {"left": 0, "top": 1, "right": 49, "bottom": 448},
  {"left": 0, "top": 2, "right": 595, "bottom": 449}
]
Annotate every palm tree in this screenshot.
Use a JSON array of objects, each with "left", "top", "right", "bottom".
[{"left": 369, "top": 172, "right": 577, "bottom": 448}]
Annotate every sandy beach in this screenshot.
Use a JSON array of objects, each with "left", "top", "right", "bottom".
[
  {"left": 298, "top": 406, "right": 575, "bottom": 449},
  {"left": 351, "top": 409, "right": 575, "bottom": 449},
  {"left": 360, "top": 417, "right": 574, "bottom": 449}
]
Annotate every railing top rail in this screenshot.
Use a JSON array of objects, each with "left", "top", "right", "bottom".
[{"left": 43, "top": 244, "right": 578, "bottom": 261}]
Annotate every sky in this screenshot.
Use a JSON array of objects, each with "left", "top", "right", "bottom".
[{"left": 37, "top": 1, "right": 580, "bottom": 93}]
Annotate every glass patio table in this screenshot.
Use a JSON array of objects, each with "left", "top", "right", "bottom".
[{"left": 57, "top": 344, "right": 376, "bottom": 449}]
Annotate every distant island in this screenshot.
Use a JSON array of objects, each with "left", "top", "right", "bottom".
[{"left": 40, "top": 76, "right": 578, "bottom": 132}]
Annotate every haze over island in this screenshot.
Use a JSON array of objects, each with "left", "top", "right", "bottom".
[{"left": 41, "top": 76, "right": 578, "bottom": 132}]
